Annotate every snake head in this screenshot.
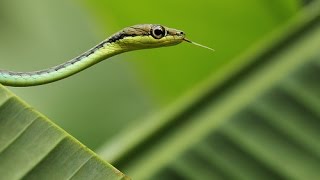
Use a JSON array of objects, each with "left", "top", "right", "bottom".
[{"left": 107, "top": 24, "right": 186, "bottom": 50}]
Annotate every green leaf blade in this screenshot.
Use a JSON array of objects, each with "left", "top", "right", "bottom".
[{"left": 0, "top": 86, "right": 129, "bottom": 180}]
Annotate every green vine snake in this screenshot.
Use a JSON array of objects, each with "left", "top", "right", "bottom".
[{"left": 0, "top": 24, "right": 213, "bottom": 87}]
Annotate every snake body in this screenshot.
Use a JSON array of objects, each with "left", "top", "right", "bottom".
[{"left": 0, "top": 24, "right": 186, "bottom": 87}]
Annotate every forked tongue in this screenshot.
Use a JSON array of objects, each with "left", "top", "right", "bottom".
[{"left": 184, "top": 38, "right": 215, "bottom": 51}]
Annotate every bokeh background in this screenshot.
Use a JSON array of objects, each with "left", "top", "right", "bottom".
[{"left": 1, "top": 0, "right": 320, "bottom": 179}]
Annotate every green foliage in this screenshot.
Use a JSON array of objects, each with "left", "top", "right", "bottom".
[
  {"left": 3, "top": 0, "right": 320, "bottom": 179},
  {"left": 0, "top": 85, "right": 129, "bottom": 179},
  {"left": 97, "top": 1, "right": 320, "bottom": 179},
  {"left": 0, "top": 0, "right": 299, "bottom": 150}
]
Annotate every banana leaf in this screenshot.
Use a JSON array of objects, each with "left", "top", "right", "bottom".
[{"left": 0, "top": 85, "right": 129, "bottom": 180}]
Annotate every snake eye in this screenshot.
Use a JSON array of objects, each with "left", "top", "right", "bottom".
[{"left": 151, "top": 25, "right": 166, "bottom": 39}]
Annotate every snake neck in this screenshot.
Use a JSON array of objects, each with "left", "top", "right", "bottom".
[{"left": 0, "top": 41, "right": 125, "bottom": 87}]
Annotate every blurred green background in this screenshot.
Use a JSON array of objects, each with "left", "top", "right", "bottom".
[
  {"left": 2, "top": 0, "right": 320, "bottom": 179},
  {"left": 0, "top": 0, "right": 298, "bottom": 149}
]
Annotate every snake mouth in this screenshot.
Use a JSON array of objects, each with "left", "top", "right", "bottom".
[{"left": 183, "top": 38, "right": 192, "bottom": 43}]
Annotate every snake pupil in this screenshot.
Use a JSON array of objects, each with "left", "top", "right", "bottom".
[{"left": 155, "top": 29, "right": 163, "bottom": 36}]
